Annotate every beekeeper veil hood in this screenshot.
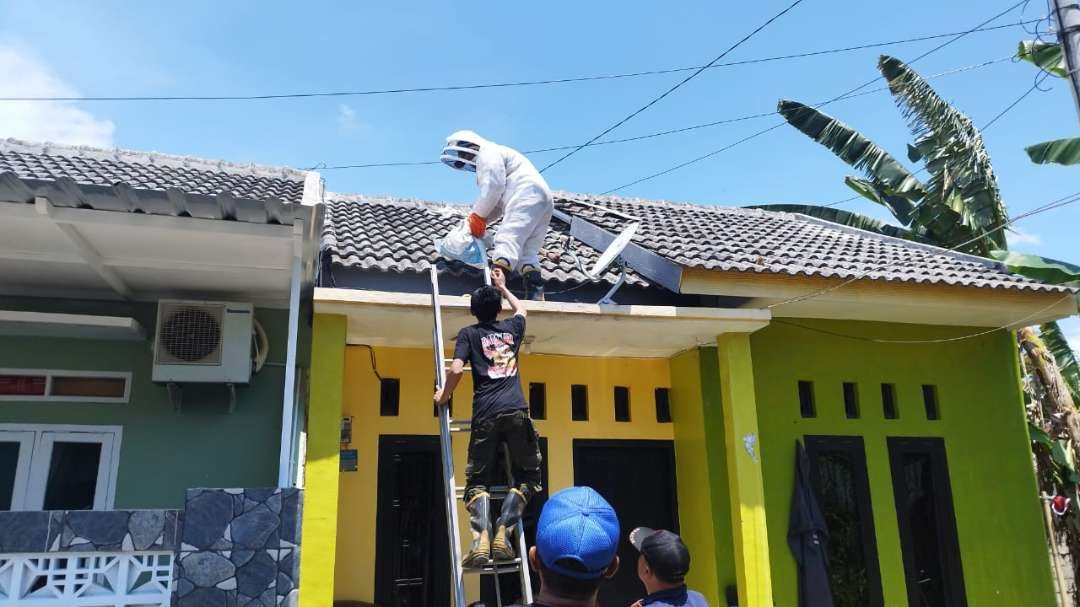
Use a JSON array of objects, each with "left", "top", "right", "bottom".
[{"left": 441, "top": 130, "right": 488, "bottom": 172}]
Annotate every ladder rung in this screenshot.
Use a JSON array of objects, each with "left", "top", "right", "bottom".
[
  {"left": 455, "top": 486, "right": 509, "bottom": 499},
  {"left": 463, "top": 559, "right": 523, "bottom": 575}
]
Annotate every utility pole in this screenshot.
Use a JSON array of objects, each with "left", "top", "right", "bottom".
[{"left": 1052, "top": 0, "right": 1080, "bottom": 123}]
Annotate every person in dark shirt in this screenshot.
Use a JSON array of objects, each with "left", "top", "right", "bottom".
[
  {"left": 434, "top": 267, "right": 543, "bottom": 568},
  {"left": 628, "top": 528, "right": 708, "bottom": 607},
  {"left": 510, "top": 486, "right": 621, "bottom": 607}
]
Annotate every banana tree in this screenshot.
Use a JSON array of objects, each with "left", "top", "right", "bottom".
[
  {"left": 1018, "top": 41, "right": 1080, "bottom": 165},
  {"left": 764, "top": 51, "right": 1080, "bottom": 602}
]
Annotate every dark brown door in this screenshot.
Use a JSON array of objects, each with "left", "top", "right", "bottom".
[
  {"left": 804, "top": 435, "right": 884, "bottom": 607},
  {"left": 374, "top": 435, "right": 449, "bottom": 607},
  {"left": 573, "top": 439, "right": 679, "bottom": 607},
  {"left": 888, "top": 437, "right": 967, "bottom": 607}
]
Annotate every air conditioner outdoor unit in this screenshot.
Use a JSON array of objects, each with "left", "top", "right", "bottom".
[{"left": 152, "top": 300, "right": 253, "bottom": 384}]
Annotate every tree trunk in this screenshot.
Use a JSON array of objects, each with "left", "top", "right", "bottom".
[{"left": 1021, "top": 326, "right": 1080, "bottom": 604}]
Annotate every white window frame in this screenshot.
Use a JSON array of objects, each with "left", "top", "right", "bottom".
[
  {"left": 0, "top": 429, "right": 35, "bottom": 510},
  {"left": 0, "top": 368, "right": 131, "bottom": 403},
  {"left": 0, "top": 423, "right": 122, "bottom": 510}
]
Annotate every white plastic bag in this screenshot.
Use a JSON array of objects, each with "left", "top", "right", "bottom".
[{"left": 434, "top": 218, "right": 487, "bottom": 268}]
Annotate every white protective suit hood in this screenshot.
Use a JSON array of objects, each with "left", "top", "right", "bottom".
[{"left": 441, "top": 130, "right": 489, "bottom": 173}]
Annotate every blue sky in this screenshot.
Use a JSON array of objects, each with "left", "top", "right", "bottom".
[{"left": 0, "top": 0, "right": 1077, "bottom": 345}]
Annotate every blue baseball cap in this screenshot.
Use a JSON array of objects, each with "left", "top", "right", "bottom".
[{"left": 535, "top": 486, "right": 620, "bottom": 580}]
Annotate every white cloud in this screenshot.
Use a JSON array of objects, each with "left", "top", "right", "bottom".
[
  {"left": 0, "top": 45, "right": 114, "bottom": 147},
  {"left": 336, "top": 104, "right": 365, "bottom": 136},
  {"left": 1008, "top": 228, "right": 1043, "bottom": 247}
]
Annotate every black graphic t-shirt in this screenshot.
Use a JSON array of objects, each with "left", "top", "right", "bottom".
[{"left": 454, "top": 314, "right": 527, "bottom": 421}]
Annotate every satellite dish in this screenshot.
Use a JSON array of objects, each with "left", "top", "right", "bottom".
[{"left": 588, "top": 222, "right": 639, "bottom": 278}]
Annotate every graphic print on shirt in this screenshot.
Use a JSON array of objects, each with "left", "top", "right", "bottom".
[{"left": 481, "top": 331, "right": 518, "bottom": 379}]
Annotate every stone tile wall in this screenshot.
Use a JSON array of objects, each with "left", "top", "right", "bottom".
[
  {"left": 0, "top": 509, "right": 180, "bottom": 553},
  {"left": 174, "top": 488, "right": 302, "bottom": 607},
  {"left": 0, "top": 487, "right": 303, "bottom": 607}
]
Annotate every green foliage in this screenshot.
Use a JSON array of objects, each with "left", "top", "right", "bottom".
[
  {"left": 879, "top": 55, "right": 1008, "bottom": 253},
  {"left": 1018, "top": 40, "right": 1067, "bottom": 78},
  {"left": 750, "top": 204, "right": 926, "bottom": 242},
  {"left": 990, "top": 250, "right": 1080, "bottom": 287},
  {"left": 1026, "top": 137, "right": 1080, "bottom": 166},
  {"left": 1041, "top": 321, "right": 1080, "bottom": 406}
]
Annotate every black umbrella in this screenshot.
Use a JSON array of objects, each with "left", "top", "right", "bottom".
[{"left": 788, "top": 439, "right": 835, "bottom": 607}]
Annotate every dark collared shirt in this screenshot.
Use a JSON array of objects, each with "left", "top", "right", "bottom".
[{"left": 639, "top": 585, "right": 709, "bottom": 606}]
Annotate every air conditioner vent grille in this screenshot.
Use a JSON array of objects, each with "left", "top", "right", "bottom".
[{"left": 157, "top": 304, "right": 224, "bottom": 365}]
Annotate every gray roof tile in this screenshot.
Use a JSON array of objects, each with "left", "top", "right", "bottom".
[
  {"left": 323, "top": 195, "right": 648, "bottom": 287},
  {"left": 0, "top": 139, "right": 306, "bottom": 202},
  {"left": 0, "top": 139, "right": 308, "bottom": 224},
  {"left": 553, "top": 192, "right": 1070, "bottom": 294}
]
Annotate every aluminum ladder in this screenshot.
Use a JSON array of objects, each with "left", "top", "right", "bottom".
[{"left": 430, "top": 263, "right": 534, "bottom": 607}]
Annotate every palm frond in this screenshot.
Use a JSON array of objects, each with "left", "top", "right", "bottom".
[
  {"left": 878, "top": 55, "right": 1008, "bottom": 253},
  {"left": 748, "top": 204, "right": 927, "bottom": 241},
  {"left": 777, "top": 99, "right": 926, "bottom": 224},
  {"left": 1018, "top": 40, "right": 1067, "bottom": 78},
  {"left": 1026, "top": 137, "right": 1080, "bottom": 166},
  {"left": 1040, "top": 321, "right": 1080, "bottom": 405}
]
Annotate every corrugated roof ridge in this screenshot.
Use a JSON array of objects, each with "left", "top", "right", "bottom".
[
  {"left": 325, "top": 192, "right": 470, "bottom": 215},
  {"left": 0, "top": 137, "right": 308, "bottom": 181}
]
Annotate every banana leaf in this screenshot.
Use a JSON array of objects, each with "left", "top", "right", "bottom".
[
  {"left": 990, "top": 250, "right": 1080, "bottom": 286},
  {"left": 1018, "top": 40, "right": 1067, "bottom": 78},
  {"left": 776, "top": 99, "right": 925, "bottom": 223},
  {"left": 1030, "top": 422, "right": 1053, "bottom": 448},
  {"left": 748, "top": 204, "right": 925, "bottom": 241},
  {"left": 1026, "top": 137, "right": 1080, "bottom": 166},
  {"left": 879, "top": 55, "right": 1008, "bottom": 253},
  {"left": 843, "top": 177, "right": 921, "bottom": 224},
  {"left": 1041, "top": 321, "right": 1080, "bottom": 406}
]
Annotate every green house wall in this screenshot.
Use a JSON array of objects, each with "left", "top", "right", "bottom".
[
  {"left": 0, "top": 299, "right": 289, "bottom": 509},
  {"left": 748, "top": 319, "right": 1054, "bottom": 606}
]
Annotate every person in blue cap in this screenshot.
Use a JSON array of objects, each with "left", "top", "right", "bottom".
[
  {"left": 509, "top": 486, "right": 621, "bottom": 607},
  {"left": 628, "top": 528, "right": 708, "bottom": 607}
]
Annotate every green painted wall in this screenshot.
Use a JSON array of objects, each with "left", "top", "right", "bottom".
[
  {"left": 749, "top": 319, "right": 1054, "bottom": 606},
  {"left": 0, "top": 299, "right": 290, "bottom": 509}
]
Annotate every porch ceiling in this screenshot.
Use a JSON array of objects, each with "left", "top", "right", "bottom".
[
  {"left": 314, "top": 287, "right": 771, "bottom": 358},
  {"left": 0, "top": 197, "right": 317, "bottom": 307}
]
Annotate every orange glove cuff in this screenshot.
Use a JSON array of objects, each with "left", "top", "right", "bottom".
[{"left": 467, "top": 213, "right": 487, "bottom": 238}]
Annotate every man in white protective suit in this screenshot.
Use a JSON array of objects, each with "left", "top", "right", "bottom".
[{"left": 441, "top": 130, "right": 554, "bottom": 300}]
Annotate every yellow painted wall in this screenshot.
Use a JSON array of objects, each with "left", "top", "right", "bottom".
[{"left": 334, "top": 345, "right": 677, "bottom": 604}]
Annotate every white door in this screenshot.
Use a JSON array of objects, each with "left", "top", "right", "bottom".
[
  {"left": 0, "top": 430, "right": 35, "bottom": 510},
  {"left": 0, "top": 425, "right": 121, "bottom": 511}
]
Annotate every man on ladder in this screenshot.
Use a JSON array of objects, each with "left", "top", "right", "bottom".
[{"left": 434, "top": 267, "right": 543, "bottom": 568}]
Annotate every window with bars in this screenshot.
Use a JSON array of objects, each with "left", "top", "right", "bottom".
[{"left": 0, "top": 370, "right": 129, "bottom": 403}]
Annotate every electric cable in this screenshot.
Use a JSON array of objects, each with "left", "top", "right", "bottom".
[
  {"left": 316, "top": 56, "right": 1013, "bottom": 171},
  {"left": 598, "top": 0, "right": 1032, "bottom": 195},
  {"left": 356, "top": 344, "right": 384, "bottom": 382},
  {"left": 766, "top": 189, "right": 1080, "bottom": 311},
  {"left": 538, "top": 0, "right": 807, "bottom": 173},
  {"left": 0, "top": 18, "right": 1034, "bottom": 104}
]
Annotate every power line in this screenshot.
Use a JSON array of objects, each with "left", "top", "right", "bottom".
[
  {"left": 538, "top": 0, "right": 807, "bottom": 173},
  {"left": 599, "top": 0, "right": 1031, "bottom": 195},
  {"left": 774, "top": 292, "right": 1075, "bottom": 344},
  {"left": 815, "top": 69, "right": 1047, "bottom": 208},
  {"left": 982, "top": 71, "right": 1052, "bottom": 129},
  {"left": 317, "top": 56, "right": 1012, "bottom": 171},
  {"left": 767, "top": 190, "right": 1080, "bottom": 344},
  {"left": 0, "top": 21, "right": 1033, "bottom": 104},
  {"left": 767, "top": 189, "right": 1080, "bottom": 310}
]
